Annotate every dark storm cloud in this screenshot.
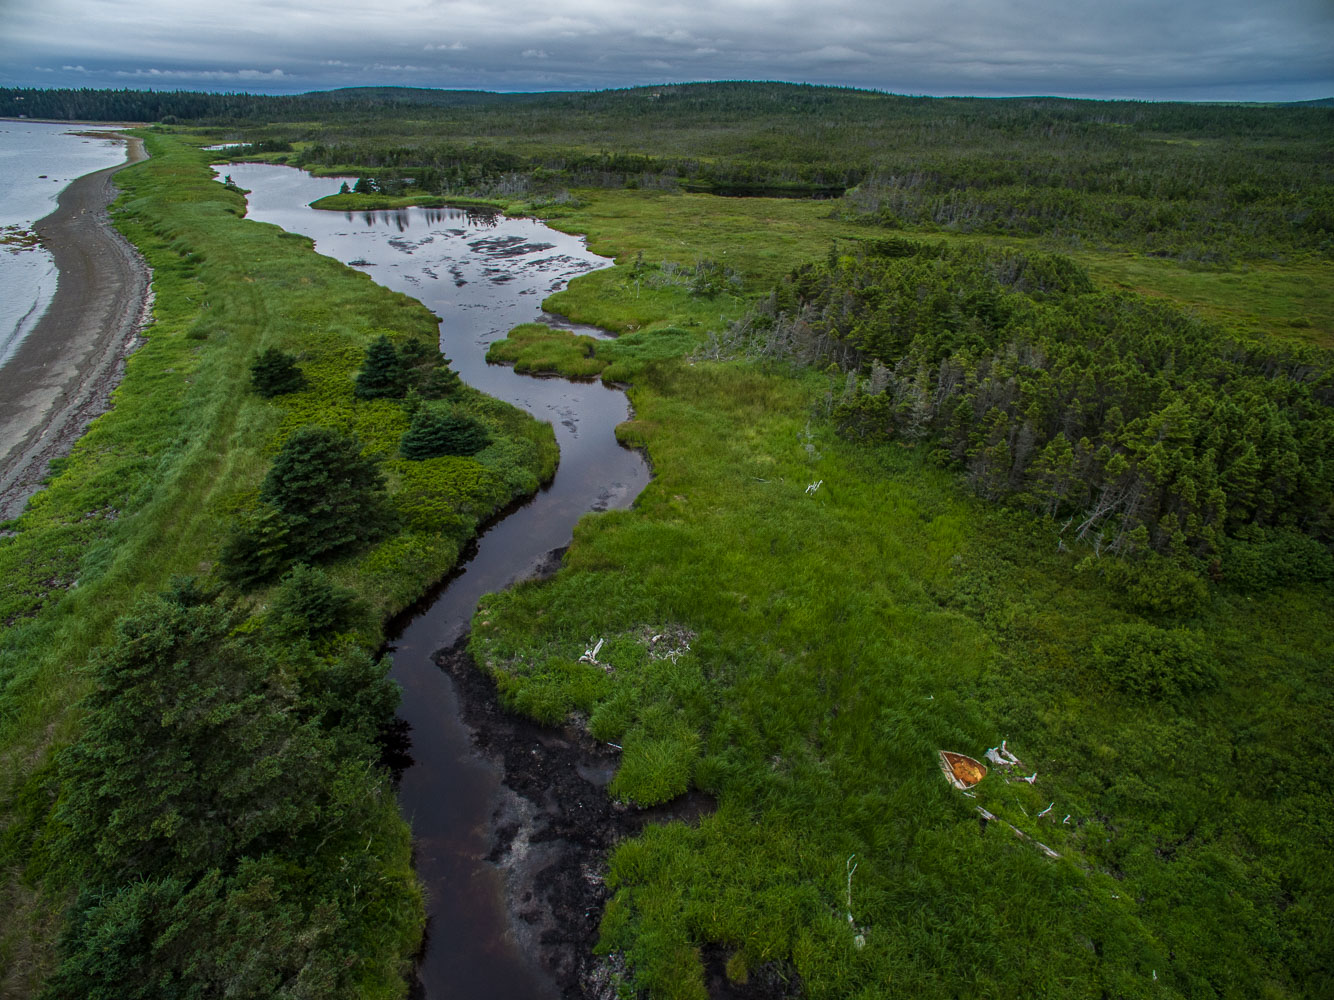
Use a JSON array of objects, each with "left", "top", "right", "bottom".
[{"left": 2, "top": 0, "right": 1331, "bottom": 100}]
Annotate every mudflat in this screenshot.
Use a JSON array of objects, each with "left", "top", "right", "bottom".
[{"left": 0, "top": 135, "right": 150, "bottom": 521}]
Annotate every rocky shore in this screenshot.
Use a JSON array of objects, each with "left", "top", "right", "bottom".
[{"left": 0, "top": 135, "right": 150, "bottom": 521}]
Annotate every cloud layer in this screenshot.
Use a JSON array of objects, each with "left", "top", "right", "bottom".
[{"left": 3, "top": 0, "right": 1331, "bottom": 100}]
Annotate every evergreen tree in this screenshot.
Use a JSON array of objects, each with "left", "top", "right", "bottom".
[
  {"left": 268, "top": 563, "right": 358, "bottom": 639},
  {"left": 54, "top": 595, "right": 333, "bottom": 880},
  {"left": 218, "top": 505, "right": 293, "bottom": 590},
  {"left": 400, "top": 406, "right": 490, "bottom": 460},
  {"left": 417, "top": 361, "right": 461, "bottom": 399},
  {"left": 399, "top": 337, "right": 461, "bottom": 398},
  {"left": 353, "top": 335, "right": 408, "bottom": 399},
  {"left": 220, "top": 428, "right": 394, "bottom": 587},
  {"left": 260, "top": 427, "right": 393, "bottom": 559},
  {"left": 249, "top": 347, "right": 305, "bottom": 397}
]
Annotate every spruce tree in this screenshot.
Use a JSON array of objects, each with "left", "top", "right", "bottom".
[
  {"left": 400, "top": 406, "right": 490, "bottom": 460},
  {"left": 268, "top": 563, "right": 358, "bottom": 639},
  {"left": 54, "top": 595, "right": 332, "bottom": 880},
  {"left": 260, "top": 427, "right": 393, "bottom": 560},
  {"left": 418, "top": 361, "right": 461, "bottom": 399},
  {"left": 353, "top": 335, "right": 407, "bottom": 400},
  {"left": 220, "top": 428, "right": 394, "bottom": 587}
]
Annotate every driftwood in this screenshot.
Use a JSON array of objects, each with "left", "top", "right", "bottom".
[{"left": 976, "top": 806, "right": 1060, "bottom": 859}]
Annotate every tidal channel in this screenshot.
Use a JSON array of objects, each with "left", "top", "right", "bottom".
[{"left": 227, "top": 163, "right": 650, "bottom": 998}]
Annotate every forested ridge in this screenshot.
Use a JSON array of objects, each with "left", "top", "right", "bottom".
[{"left": 8, "top": 81, "right": 1331, "bottom": 261}]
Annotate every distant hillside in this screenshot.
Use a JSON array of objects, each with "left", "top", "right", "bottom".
[
  {"left": 305, "top": 86, "right": 552, "bottom": 107},
  {"left": 6, "top": 80, "right": 1333, "bottom": 125}
]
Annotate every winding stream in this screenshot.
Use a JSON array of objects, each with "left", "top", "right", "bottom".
[{"left": 228, "top": 164, "right": 650, "bottom": 998}]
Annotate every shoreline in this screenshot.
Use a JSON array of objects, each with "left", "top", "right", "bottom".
[
  {"left": 433, "top": 632, "right": 733, "bottom": 1000},
  {"left": 0, "top": 134, "right": 151, "bottom": 521},
  {"left": 0, "top": 117, "right": 146, "bottom": 127}
]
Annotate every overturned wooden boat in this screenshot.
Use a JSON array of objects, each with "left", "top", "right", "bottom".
[{"left": 939, "top": 750, "right": 987, "bottom": 790}]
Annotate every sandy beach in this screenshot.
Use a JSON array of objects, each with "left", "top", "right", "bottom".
[{"left": 0, "top": 135, "right": 150, "bottom": 521}]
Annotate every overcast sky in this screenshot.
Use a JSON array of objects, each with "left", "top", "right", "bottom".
[{"left": 2, "top": 0, "right": 1331, "bottom": 102}]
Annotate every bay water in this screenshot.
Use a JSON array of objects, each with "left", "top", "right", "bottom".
[{"left": 0, "top": 121, "right": 128, "bottom": 367}]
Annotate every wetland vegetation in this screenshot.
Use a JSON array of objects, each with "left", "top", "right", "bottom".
[{"left": 0, "top": 82, "right": 1330, "bottom": 998}]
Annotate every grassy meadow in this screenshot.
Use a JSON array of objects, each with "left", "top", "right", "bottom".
[{"left": 473, "top": 186, "right": 1333, "bottom": 997}]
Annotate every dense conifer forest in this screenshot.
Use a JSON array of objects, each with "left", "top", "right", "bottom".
[
  {"left": 6, "top": 82, "right": 1331, "bottom": 260},
  {"left": 736, "top": 240, "right": 1333, "bottom": 567}
]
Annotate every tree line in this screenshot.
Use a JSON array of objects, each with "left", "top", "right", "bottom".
[
  {"left": 9, "top": 82, "right": 1326, "bottom": 260},
  {"left": 722, "top": 239, "right": 1333, "bottom": 590}
]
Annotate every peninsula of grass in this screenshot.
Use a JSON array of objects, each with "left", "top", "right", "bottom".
[
  {"left": 0, "top": 133, "right": 555, "bottom": 996},
  {"left": 309, "top": 191, "right": 510, "bottom": 212}
]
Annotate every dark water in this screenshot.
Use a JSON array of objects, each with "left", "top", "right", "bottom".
[{"left": 227, "top": 163, "right": 649, "bottom": 998}]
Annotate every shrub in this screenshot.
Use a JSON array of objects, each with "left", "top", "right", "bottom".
[
  {"left": 400, "top": 406, "right": 490, "bottom": 460},
  {"left": 1090, "top": 622, "right": 1218, "bottom": 699},
  {"left": 249, "top": 347, "right": 306, "bottom": 397},
  {"left": 268, "top": 563, "right": 358, "bottom": 638},
  {"left": 1098, "top": 557, "right": 1208, "bottom": 618},
  {"left": 1219, "top": 527, "right": 1334, "bottom": 591}
]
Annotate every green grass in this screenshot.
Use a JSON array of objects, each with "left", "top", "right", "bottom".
[
  {"left": 1079, "top": 252, "right": 1334, "bottom": 348},
  {"left": 468, "top": 188, "right": 1333, "bottom": 998},
  {"left": 485, "top": 323, "right": 606, "bottom": 378},
  {"left": 0, "top": 133, "right": 556, "bottom": 996},
  {"left": 309, "top": 192, "right": 511, "bottom": 212},
  {"left": 503, "top": 189, "right": 1334, "bottom": 349}
]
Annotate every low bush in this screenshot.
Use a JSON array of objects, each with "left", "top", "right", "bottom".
[
  {"left": 399, "top": 406, "right": 490, "bottom": 460},
  {"left": 1090, "top": 622, "right": 1218, "bottom": 699},
  {"left": 249, "top": 347, "right": 306, "bottom": 397},
  {"left": 267, "top": 563, "right": 358, "bottom": 639}
]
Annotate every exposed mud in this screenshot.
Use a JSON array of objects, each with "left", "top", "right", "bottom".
[
  {"left": 433, "top": 617, "right": 801, "bottom": 1000},
  {"left": 434, "top": 628, "right": 716, "bottom": 998}
]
